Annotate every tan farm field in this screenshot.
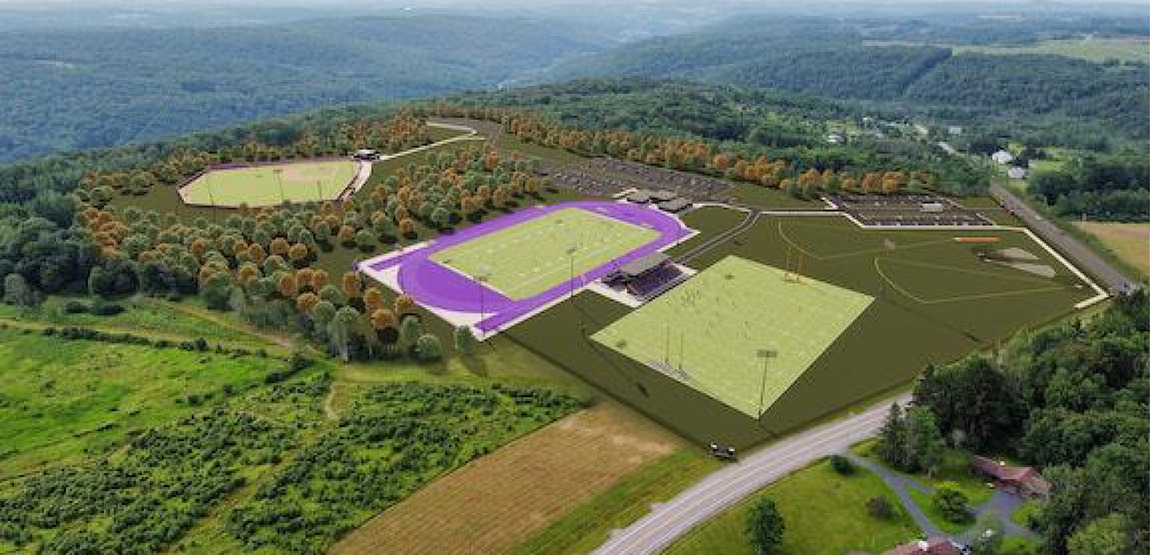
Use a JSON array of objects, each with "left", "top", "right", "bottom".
[
  {"left": 331, "top": 402, "right": 682, "bottom": 555},
  {"left": 1074, "top": 221, "right": 1150, "bottom": 277}
]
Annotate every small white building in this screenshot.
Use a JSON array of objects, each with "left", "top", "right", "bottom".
[
  {"left": 947, "top": 126, "right": 963, "bottom": 136},
  {"left": 353, "top": 149, "right": 378, "bottom": 161},
  {"left": 826, "top": 132, "right": 845, "bottom": 145},
  {"left": 1008, "top": 166, "right": 1029, "bottom": 179},
  {"left": 921, "top": 201, "right": 946, "bottom": 213},
  {"left": 991, "top": 150, "right": 1015, "bottom": 165}
]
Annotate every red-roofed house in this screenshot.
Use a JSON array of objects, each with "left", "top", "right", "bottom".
[
  {"left": 850, "top": 537, "right": 967, "bottom": 555},
  {"left": 885, "top": 537, "right": 964, "bottom": 555},
  {"left": 972, "top": 456, "right": 1051, "bottom": 498}
]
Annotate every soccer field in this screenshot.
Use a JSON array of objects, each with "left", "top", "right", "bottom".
[
  {"left": 592, "top": 256, "right": 874, "bottom": 418},
  {"left": 430, "top": 207, "right": 660, "bottom": 300},
  {"left": 181, "top": 160, "right": 358, "bottom": 208}
]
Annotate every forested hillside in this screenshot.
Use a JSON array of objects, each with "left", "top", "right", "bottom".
[
  {"left": 457, "top": 79, "right": 988, "bottom": 194},
  {"left": 0, "top": 15, "right": 608, "bottom": 163},
  {"left": 547, "top": 15, "right": 1150, "bottom": 143}
]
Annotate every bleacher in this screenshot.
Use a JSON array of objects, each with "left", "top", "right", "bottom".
[
  {"left": 626, "top": 264, "right": 684, "bottom": 298},
  {"left": 602, "top": 252, "right": 686, "bottom": 300}
]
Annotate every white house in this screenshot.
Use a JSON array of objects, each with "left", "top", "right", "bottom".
[
  {"left": 991, "top": 150, "right": 1015, "bottom": 165},
  {"left": 1008, "top": 166, "right": 1029, "bottom": 179}
]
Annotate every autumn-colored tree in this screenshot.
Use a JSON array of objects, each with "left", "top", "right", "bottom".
[
  {"left": 296, "top": 291, "right": 320, "bottom": 314},
  {"left": 370, "top": 308, "right": 397, "bottom": 331},
  {"left": 337, "top": 225, "right": 356, "bottom": 245},
  {"left": 341, "top": 271, "right": 363, "bottom": 299},
  {"left": 364, "top": 286, "right": 385, "bottom": 312},
  {"left": 270, "top": 237, "right": 290, "bottom": 257},
  {"left": 277, "top": 273, "right": 299, "bottom": 298},
  {"left": 248, "top": 243, "right": 267, "bottom": 265},
  {"left": 311, "top": 269, "right": 330, "bottom": 291},
  {"left": 394, "top": 294, "right": 417, "bottom": 316},
  {"left": 190, "top": 238, "right": 209, "bottom": 260},
  {"left": 296, "top": 267, "right": 315, "bottom": 291},
  {"left": 288, "top": 243, "right": 309, "bottom": 264},
  {"left": 398, "top": 218, "right": 416, "bottom": 237}
]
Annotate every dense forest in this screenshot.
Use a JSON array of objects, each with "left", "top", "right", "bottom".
[
  {"left": 451, "top": 79, "right": 989, "bottom": 195},
  {"left": 1030, "top": 152, "right": 1150, "bottom": 221},
  {"left": 897, "top": 293, "right": 1149, "bottom": 553},
  {"left": 548, "top": 16, "right": 1150, "bottom": 144},
  {"left": 0, "top": 15, "right": 608, "bottom": 162}
]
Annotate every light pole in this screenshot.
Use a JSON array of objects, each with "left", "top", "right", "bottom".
[
  {"left": 273, "top": 168, "right": 286, "bottom": 205},
  {"left": 756, "top": 348, "right": 778, "bottom": 419},
  {"left": 566, "top": 245, "right": 578, "bottom": 301}
]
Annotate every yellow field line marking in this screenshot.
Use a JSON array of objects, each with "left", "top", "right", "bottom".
[
  {"left": 776, "top": 220, "right": 955, "bottom": 262},
  {"left": 876, "top": 256, "right": 1062, "bottom": 286},
  {"left": 873, "top": 258, "right": 1079, "bottom": 305}
]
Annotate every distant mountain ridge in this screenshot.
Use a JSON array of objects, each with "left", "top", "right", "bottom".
[{"left": 0, "top": 14, "right": 610, "bottom": 162}]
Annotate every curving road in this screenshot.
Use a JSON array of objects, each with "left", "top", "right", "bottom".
[{"left": 592, "top": 394, "right": 911, "bottom": 555}]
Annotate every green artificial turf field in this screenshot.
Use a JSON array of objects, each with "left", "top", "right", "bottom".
[
  {"left": 592, "top": 256, "right": 873, "bottom": 417},
  {"left": 430, "top": 207, "right": 659, "bottom": 300},
  {"left": 181, "top": 160, "right": 358, "bottom": 207}
]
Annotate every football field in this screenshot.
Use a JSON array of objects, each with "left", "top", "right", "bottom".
[
  {"left": 430, "top": 207, "right": 660, "bottom": 300},
  {"left": 181, "top": 160, "right": 358, "bottom": 207},
  {"left": 591, "top": 256, "right": 874, "bottom": 418}
]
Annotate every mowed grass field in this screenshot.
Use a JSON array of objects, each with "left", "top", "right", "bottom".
[
  {"left": 1073, "top": 221, "right": 1149, "bottom": 277},
  {"left": 505, "top": 209, "right": 1091, "bottom": 447},
  {"left": 430, "top": 207, "right": 659, "bottom": 300},
  {"left": 954, "top": 37, "right": 1150, "bottom": 63},
  {"left": 181, "top": 160, "right": 358, "bottom": 207},
  {"left": 664, "top": 459, "right": 919, "bottom": 555},
  {"left": 593, "top": 256, "right": 873, "bottom": 417}
]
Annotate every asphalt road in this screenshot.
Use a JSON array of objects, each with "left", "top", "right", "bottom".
[
  {"left": 592, "top": 394, "right": 911, "bottom": 555},
  {"left": 990, "top": 184, "right": 1140, "bottom": 295}
]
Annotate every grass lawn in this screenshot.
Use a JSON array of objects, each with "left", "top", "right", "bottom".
[
  {"left": 513, "top": 448, "right": 721, "bottom": 555},
  {"left": 0, "top": 296, "right": 268, "bottom": 347},
  {"left": 592, "top": 256, "right": 873, "bottom": 417},
  {"left": 1073, "top": 221, "right": 1149, "bottom": 278},
  {"left": 728, "top": 182, "right": 823, "bottom": 210},
  {"left": 430, "top": 207, "right": 659, "bottom": 300},
  {"left": 954, "top": 37, "right": 1150, "bottom": 64},
  {"left": 665, "top": 460, "right": 920, "bottom": 555},
  {"left": 506, "top": 211, "right": 1089, "bottom": 447},
  {"left": 0, "top": 327, "right": 283, "bottom": 478},
  {"left": 181, "top": 160, "right": 358, "bottom": 207}
]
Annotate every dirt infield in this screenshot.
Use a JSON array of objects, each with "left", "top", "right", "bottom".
[{"left": 330, "top": 402, "right": 681, "bottom": 555}]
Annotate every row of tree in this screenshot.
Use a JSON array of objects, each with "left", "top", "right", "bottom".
[{"left": 882, "top": 292, "right": 1148, "bottom": 554}]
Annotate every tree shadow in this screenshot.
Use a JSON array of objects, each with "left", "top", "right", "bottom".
[{"left": 459, "top": 354, "right": 489, "bottom": 377}]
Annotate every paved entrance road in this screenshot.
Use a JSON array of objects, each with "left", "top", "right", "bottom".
[
  {"left": 592, "top": 394, "right": 911, "bottom": 555},
  {"left": 990, "top": 185, "right": 1140, "bottom": 295}
]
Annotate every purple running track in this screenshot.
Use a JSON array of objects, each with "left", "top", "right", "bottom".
[{"left": 363, "top": 201, "right": 693, "bottom": 333}]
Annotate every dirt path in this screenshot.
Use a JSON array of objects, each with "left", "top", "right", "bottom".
[{"left": 330, "top": 401, "right": 681, "bottom": 555}]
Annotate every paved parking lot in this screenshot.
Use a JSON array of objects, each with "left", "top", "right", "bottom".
[
  {"left": 831, "top": 194, "right": 995, "bottom": 227},
  {"left": 542, "top": 157, "right": 732, "bottom": 200}
]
